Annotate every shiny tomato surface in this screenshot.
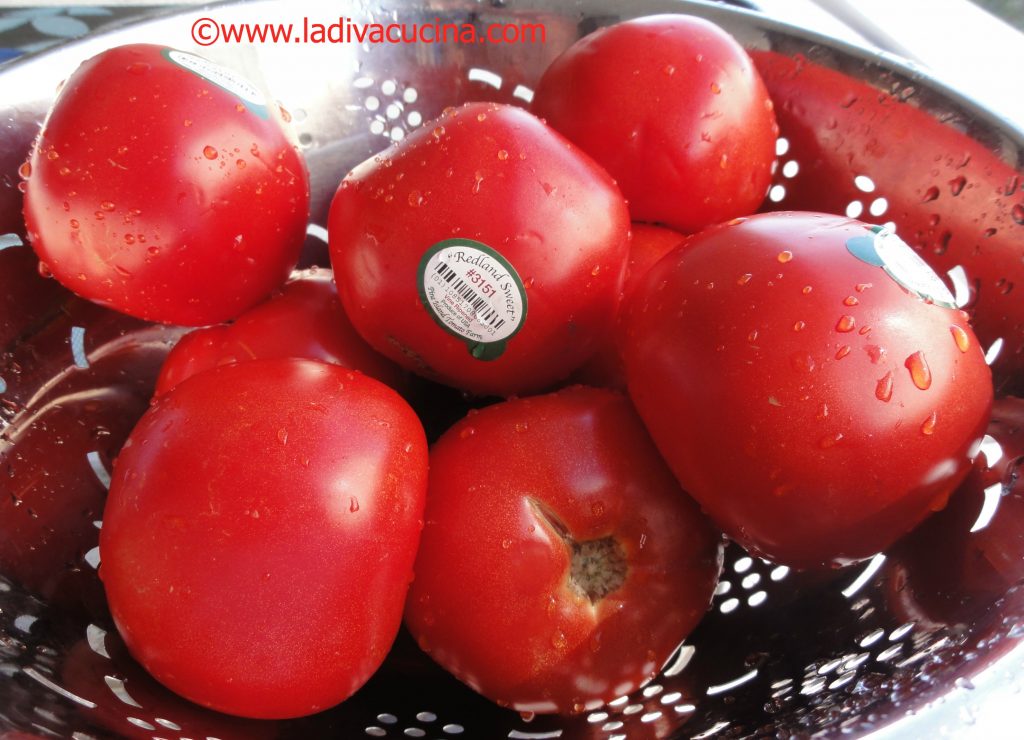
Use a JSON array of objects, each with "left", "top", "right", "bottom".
[
  {"left": 574, "top": 223, "right": 686, "bottom": 389},
  {"left": 100, "top": 359, "right": 428, "bottom": 718},
  {"left": 622, "top": 212, "right": 993, "bottom": 568},
  {"left": 155, "top": 269, "right": 407, "bottom": 395},
  {"left": 22, "top": 43, "right": 308, "bottom": 325},
  {"left": 532, "top": 14, "right": 777, "bottom": 233},
  {"left": 328, "top": 102, "right": 630, "bottom": 397},
  {"left": 405, "top": 386, "right": 722, "bottom": 713}
]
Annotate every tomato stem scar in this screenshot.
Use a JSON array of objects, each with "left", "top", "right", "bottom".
[{"left": 528, "top": 497, "right": 627, "bottom": 603}]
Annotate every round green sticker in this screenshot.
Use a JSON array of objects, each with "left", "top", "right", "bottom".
[{"left": 417, "top": 239, "right": 528, "bottom": 361}]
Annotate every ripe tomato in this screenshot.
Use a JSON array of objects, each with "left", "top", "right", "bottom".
[
  {"left": 99, "top": 359, "right": 428, "bottom": 718},
  {"left": 154, "top": 268, "right": 408, "bottom": 396},
  {"left": 328, "top": 102, "right": 630, "bottom": 397},
  {"left": 22, "top": 44, "right": 309, "bottom": 325},
  {"left": 404, "top": 386, "right": 723, "bottom": 714},
  {"left": 622, "top": 212, "right": 993, "bottom": 569},
  {"left": 531, "top": 14, "right": 777, "bottom": 233},
  {"left": 574, "top": 223, "right": 686, "bottom": 388}
]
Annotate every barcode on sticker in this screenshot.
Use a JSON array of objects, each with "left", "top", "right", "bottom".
[{"left": 434, "top": 262, "right": 506, "bottom": 330}]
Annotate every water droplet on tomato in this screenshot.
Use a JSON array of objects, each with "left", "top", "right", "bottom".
[
  {"left": 835, "top": 345, "right": 852, "bottom": 360},
  {"left": 922, "top": 186, "right": 939, "bottom": 202},
  {"left": 921, "top": 411, "right": 938, "bottom": 435},
  {"left": 817, "top": 402, "right": 829, "bottom": 420},
  {"left": 203, "top": 145, "right": 218, "bottom": 160},
  {"left": 277, "top": 428, "right": 288, "bottom": 444},
  {"left": 905, "top": 351, "right": 932, "bottom": 390},
  {"left": 836, "top": 315, "right": 856, "bottom": 333},
  {"left": 278, "top": 105, "right": 292, "bottom": 122},
  {"left": 950, "top": 325, "right": 970, "bottom": 353},
  {"left": 125, "top": 61, "right": 150, "bottom": 75},
  {"left": 747, "top": 329, "right": 759, "bottom": 343},
  {"left": 719, "top": 153, "right": 729, "bottom": 169},
  {"left": 875, "top": 372, "right": 893, "bottom": 402},
  {"left": 802, "top": 285, "right": 813, "bottom": 295},
  {"left": 819, "top": 432, "right": 844, "bottom": 449},
  {"left": 1012, "top": 204, "right": 1024, "bottom": 225},
  {"left": 45, "top": 149, "right": 59, "bottom": 161},
  {"left": 949, "top": 175, "right": 967, "bottom": 196},
  {"left": 76, "top": 273, "right": 87, "bottom": 281},
  {"left": 590, "top": 265, "right": 601, "bottom": 277},
  {"left": 793, "top": 320, "right": 806, "bottom": 332},
  {"left": 777, "top": 250, "right": 793, "bottom": 263},
  {"left": 791, "top": 353, "right": 815, "bottom": 373},
  {"left": 17, "top": 161, "right": 31, "bottom": 179},
  {"left": 501, "top": 538, "right": 512, "bottom": 550},
  {"left": 459, "top": 426, "right": 476, "bottom": 439},
  {"left": 147, "top": 246, "right": 159, "bottom": 256},
  {"left": 551, "top": 631, "right": 568, "bottom": 649},
  {"left": 710, "top": 81, "right": 722, "bottom": 94},
  {"left": 408, "top": 190, "right": 424, "bottom": 207},
  {"left": 403, "top": 441, "right": 414, "bottom": 453},
  {"left": 349, "top": 496, "right": 359, "bottom": 512},
  {"left": 123, "top": 234, "right": 135, "bottom": 245},
  {"left": 58, "top": 166, "right": 71, "bottom": 177},
  {"left": 476, "top": 112, "right": 487, "bottom": 122},
  {"left": 235, "top": 158, "right": 246, "bottom": 170},
  {"left": 69, "top": 218, "right": 80, "bottom": 229},
  {"left": 843, "top": 296, "right": 859, "bottom": 306},
  {"left": 663, "top": 64, "right": 676, "bottom": 76},
  {"left": 113, "top": 265, "right": 131, "bottom": 277},
  {"left": 591, "top": 501, "right": 605, "bottom": 516},
  {"left": 514, "top": 421, "right": 529, "bottom": 433},
  {"left": 497, "top": 149, "right": 509, "bottom": 161},
  {"left": 737, "top": 273, "right": 752, "bottom": 286},
  {"left": 471, "top": 172, "right": 484, "bottom": 194}
]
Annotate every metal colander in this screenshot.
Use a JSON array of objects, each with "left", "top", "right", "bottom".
[{"left": 2, "top": 1, "right": 1023, "bottom": 738}]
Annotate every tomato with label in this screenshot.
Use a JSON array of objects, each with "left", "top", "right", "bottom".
[
  {"left": 532, "top": 15, "right": 777, "bottom": 233},
  {"left": 405, "top": 386, "right": 723, "bottom": 714},
  {"left": 155, "top": 269, "right": 408, "bottom": 396},
  {"left": 100, "top": 359, "right": 428, "bottom": 718},
  {"left": 328, "top": 102, "right": 630, "bottom": 397},
  {"left": 622, "top": 212, "right": 993, "bottom": 569},
  {"left": 22, "top": 44, "right": 308, "bottom": 325}
]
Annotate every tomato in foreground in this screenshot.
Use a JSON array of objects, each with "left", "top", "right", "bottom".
[
  {"left": 154, "top": 269, "right": 408, "bottom": 396},
  {"left": 532, "top": 14, "right": 777, "bottom": 233},
  {"left": 100, "top": 359, "right": 428, "bottom": 718},
  {"left": 329, "top": 102, "right": 630, "bottom": 397},
  {"left": 405, "top": 386, "right": 723, "bottom": 714},
  {"left": 622, "top": 212, "right": 993, "bottom": 569},
  {"left": 22, "top": 44, "right": 309, "bottom": 325}
]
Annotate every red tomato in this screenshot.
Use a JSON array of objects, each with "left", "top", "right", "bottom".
[
  {"left": 531, "top": 15, "right": 777, "bottom": 233},
  {"left": 574, "top": 223, "right": 686, "bottom": 388},
  {"left": 22, "top": 44, "right": 309, "bottom": 325},
  {"left": 328, "top": 102, "right": 630, "bottom": 397},
  {"left": 99, "top": 359, "right": 428, "bottom": 718},
  {"left": 404, "top": 386, "right": 722, "bottom": 714},
  {"left": 622, "top": 212, "right": 993, "bottom": 569},
  {"left": 154, "top": 268, "right": 408, "bottom": 396}
]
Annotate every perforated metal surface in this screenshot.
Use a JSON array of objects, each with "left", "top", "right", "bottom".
[{"left": 1, "top": 1, "right": 1023, "bottom": 738}]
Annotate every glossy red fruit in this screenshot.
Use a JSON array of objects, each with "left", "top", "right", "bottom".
[
  {"left": 405, "top": 386, "right": 723, "bottom": 714},
  {"left": 623, "top": 211, "right": 993, "bottom": 569},
  {"left": 328, "top": 102, "right": 630, "bottom": 397},
  {"left": 154, "top": 269, "right": 408, "bottom": 396},
  {"left": 532, "top": 14, "right": 777, "bottom": 233},
  {"left": 100, "top": 359, "right": 428, "bottom": 718},
  {"left": 22, "top": 44, "right": 309, "bottom": 325}
]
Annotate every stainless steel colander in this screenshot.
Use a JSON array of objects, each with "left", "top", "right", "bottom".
[{"left": 2, "top": 1, "right": 1023, "bottom": 738}]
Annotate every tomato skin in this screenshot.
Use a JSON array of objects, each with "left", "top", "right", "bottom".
[
  {"left": 328, "top": 102, "right": 630, "bottom": 397},
  {"left": 573, "top": 223, "right": 686, "bottom": 389},
  {"left": 405, "top": 386, "right": 722, "bottom": 714},
  {"left": 22, "top": 44, "right": 309, "bottom": 325},
  {"left": 155, "top": 269, "right": 408, "bottom": 396},
  {"left": 622, "top": 212, "right": 993, "bottom": 569},
  {"left": 99, "top": 359, "right": 428, "bottom": 719},
  {"left": 531, "top": 15, "right": 777, "bottom": 233}
]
